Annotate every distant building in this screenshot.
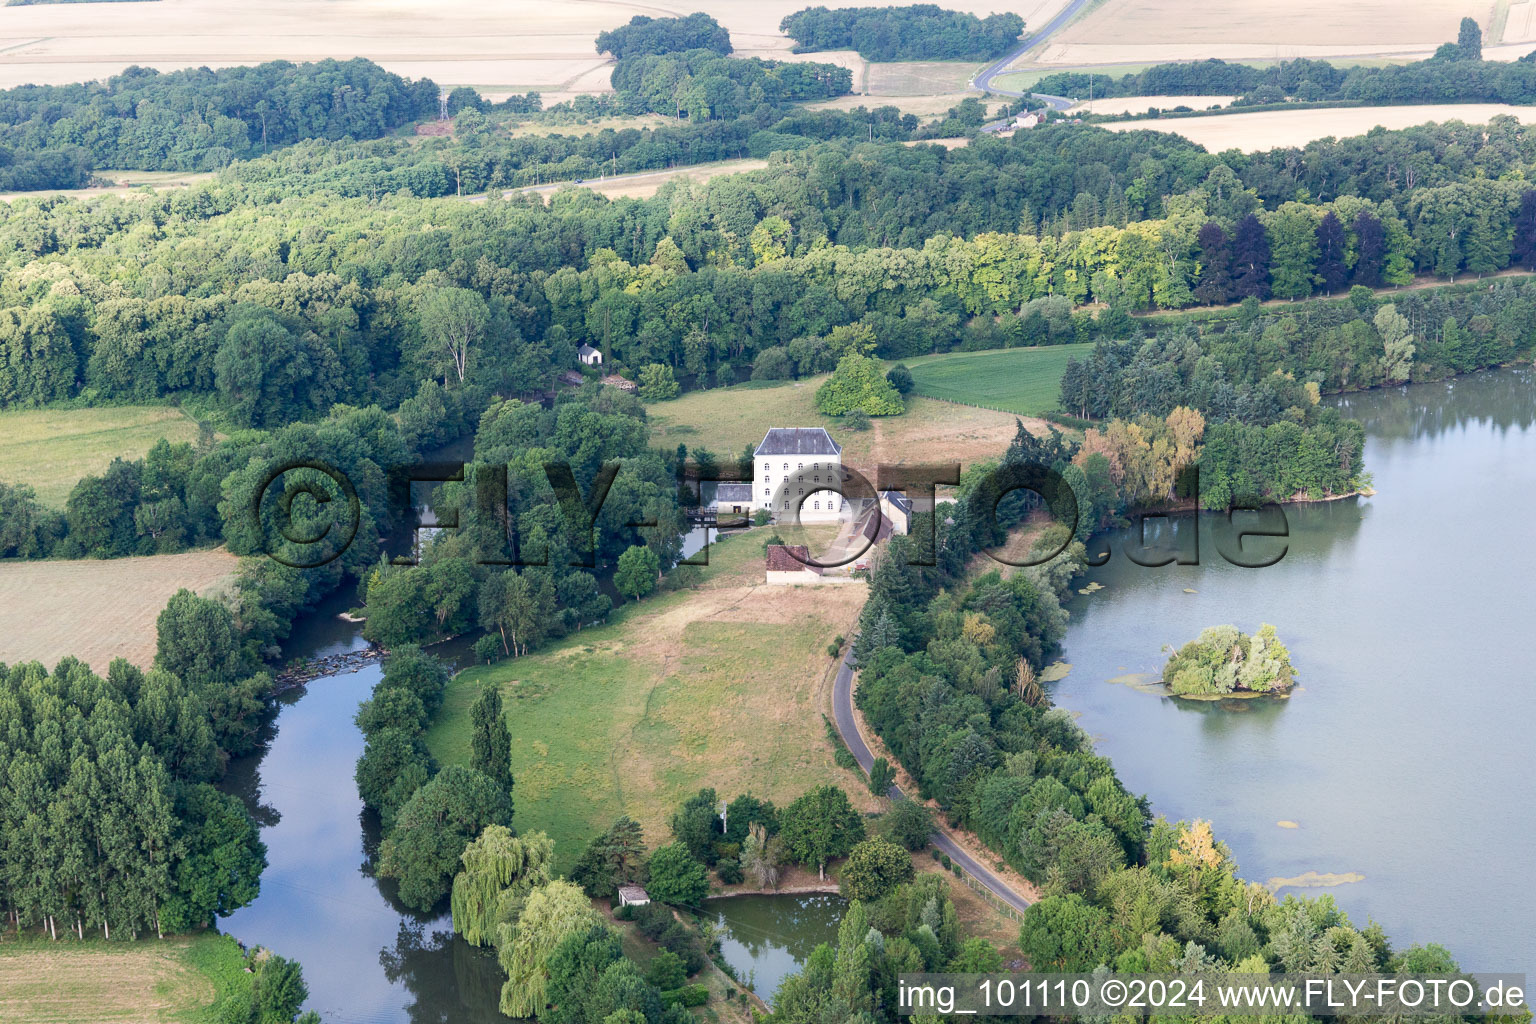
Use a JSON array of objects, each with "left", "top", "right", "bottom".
[
  {"left": 879, "top": 490, "right": 913, "bottom": 535},
  {"left": 617, "top": 885, "right": 650, "bottom": 907},
  {"left": 601, "top": 374, "right": 637, "bottom": 393},
  {"left": 712, "top": 482, "right": 753, "bottom": 515},
  {"left": 754, "top": 427, "right": 845, "bottom": 522},
  {"left": 577, "top": 344, "right": 603, "bottom": 366},
  {"left": 766, "top": 544, "right": 823, "bottom": 585}
]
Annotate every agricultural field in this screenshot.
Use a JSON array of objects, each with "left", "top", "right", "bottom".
[
  {"left": 423, "top": 529, "right": 877, "bottom": 872},
  {"left": 1036, "top": 0, "right": 1478, "bottom": 67},
  {"left": 0, "top": 549, "right": 237, "bottom": 674},
  {"left": 511, "top": 158, "right": 770, "bottom": 203},
  {"left": 0, "top": 0, "right": 1067, "bottom": 103},
  {"left": 904, "top": 343, "right": 1093, "bottom": 417},
  {"left": 1070, "top": 94, "right": 1235, "bottom": 115},
  {"left": 646, "top": 371, "right": 1041, "bottom": 474},
  {"left": 0, "top": 933, "right": 244, "bottom": 1024},
  {"left": 0, "top": 406, "right": 203, "bottom": 508},
  {"left": 1103, "top": 103, "right": 1536, "bottom": 151}
]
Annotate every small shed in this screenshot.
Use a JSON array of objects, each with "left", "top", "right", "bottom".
[
  {"left": 617, "top": 884, "right": 650, "bottom": 907},
  {"left": 766, "top": 544, "right": 822, "bottom": 585},
  {"left": 578, "top": 344, "right": 603, "bottom": 366}
]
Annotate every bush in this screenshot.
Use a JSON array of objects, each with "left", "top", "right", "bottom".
[
  {"left": 660, "top": 984, "right": 709, "bottom": 1008},
  {"left": 751, "top": 508, "right": 772, "bottom": 526},
  {"left": 646, "top": 950, "right": 688, "bottom": 989},
  {"left": 716, "top": 857, "right": 744, "bottom": 884},
  {"left": 845, "top": 409, "right": 872, "bottom": 430},
  {"left": 827, "top": 642, "right": 842, "bottom": 657},
  {"left": 940, "top": 853, "right": 952, "bottom": 869},
  {"left": 647, "top": 842, "right": 710, "bottom": 906},
  {"left": 472, "top": 634, "right": 502, "bottom": 664},
  {"left": 839, "top": 836, "right": 915, "bottom": 902},
  {"left": 885, "top": 363, "right": 914, "bottom": 394}
]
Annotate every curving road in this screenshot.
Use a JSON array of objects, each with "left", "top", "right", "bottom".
[
  {"left": 832, "top": 650, "right": 1033, "bottom": 916},
  {"left": 971, "top": 0, "right": 1095, "bottom": 101}
]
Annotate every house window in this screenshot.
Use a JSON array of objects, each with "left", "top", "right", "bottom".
[
  {"left": 763, "top": 488, "right": 770, "bottom": 495},
  {"left": 798, "top": 488, "right": 804, "bottom": 495},
  {"left": 813, "top": 501, "right": 820, "bottom": 509},
  {"left": 782, "top": 500, "right": 789, "bottom": 508},
  {"left": 813, "top": 475, "right": 819, "bottom": 482},
  {"left": 783, "top": 462, "right": 788, "bottom": 469},
  {"left": 813, "top": 463, "right": 819, "bottom": 470},
  {"left": 797, "top": 463, "right": 803, "bottom": 469}
]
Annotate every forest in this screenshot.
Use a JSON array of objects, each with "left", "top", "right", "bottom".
[
  {"left": 0, "top": 59, "right": 440, "bottom": 190},
  {"left": 779, "top": 4, "right": 1024, "bottom": 61},
  {"left": 609, "top": 50, "right": 853, "bottom": 120}
]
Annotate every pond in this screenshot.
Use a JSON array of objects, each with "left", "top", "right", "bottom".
[
  {"left": 1051, "top": 366, "right": 1535, "bottom": 975},
  {"left": 709, "top": 894, "right": 847, "bottom": 1006}
]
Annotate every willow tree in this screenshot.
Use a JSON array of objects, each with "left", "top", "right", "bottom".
[
  {"left": 497, "top": 880, "right": 600, "bottom": 1018},
  {"left": 450, "top": 826, "right": 554, "bottom": 947}
]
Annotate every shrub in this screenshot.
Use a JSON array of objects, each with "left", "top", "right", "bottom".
[{"left": 660, "top": 984, "right": 709, "bottom": 1008}]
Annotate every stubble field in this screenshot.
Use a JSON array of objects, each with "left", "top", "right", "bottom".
[
  {"left": 0, "top": 549, "right": 238, "bottom": 674},
  {"left": 0, "top": 935, "right": 235, "bottom": 1024},
  {"left": 1036, "top": 0, "right": 1481, "bottom": 66},
  {"left": 1102, "top": 103, "right": 1536, "bottom": 151}
]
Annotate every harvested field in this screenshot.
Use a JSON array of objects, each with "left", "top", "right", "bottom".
[
  {"left": 866, "top": 61, "right": 982, "bottom": 96},
  {"left": 0, "top": 549, "right": 238, "bottom": 674},
  {"left": 1071, "top": 95, "right": 1235, "bottom": 115},
  {"left": 424, "top": 530, "right": 878, "bottom": 870},
  {"left": 0, "top": 937, "right": 218, "bottom": 1024},
  {"left": 1040, "top": 0, "right": 1476, "bottom": 65},
  {"left": 1102, "top": 104, "right": 1536, "bottom": 152},
  {"left": 0, "top": 0, "right": 1063, "bottom": 100},
  {"left": 0, "top": 406, "right": 203, "bottom": 507},
  {"left": 807, "top": 92, "right": 1006, "bottom": 117},
  {"left": 508, "top": 157, "right": 769, "bottom": 203}
]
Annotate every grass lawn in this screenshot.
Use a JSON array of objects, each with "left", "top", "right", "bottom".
[
  {"left": 647, "top": 371, "right": 1040, "bottom": 476},
  {"left": 0, "top": 405, "right": 203, "bottom": 507},
  {"left": 903, "top": 344, "right": 1093, "bottom": 417},
  {"left": 0, "top": 932, "right": 250, "bottom": 1024},
  {"left": 423, "top": 530, "right": 878, "bottom": 872}
]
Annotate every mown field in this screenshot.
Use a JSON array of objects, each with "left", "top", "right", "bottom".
[
  {"left": 0, "top": 406, "right": 202, "bottom": 507},
  {"left": 423, "top": 529, "right": 877, "bottom": 872},
  {"left": 0, "top": 933, "right": 246, "bottom": 1024},
  {"left": 0, "top": 549, "right": 238, "bottom": 674},
  {"left": 646, "top": 370, "right": 1041, "bottom": 476},
  {"left": 904, "top": 343, "right": 1092, "bottom": 417}
]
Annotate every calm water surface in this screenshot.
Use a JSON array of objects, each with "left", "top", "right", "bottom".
[
  {"left": 1052, "top": 366, "right": 1535, "bottom": 974},
  {"left": 709, "top": 894, "right": 846, "bottom": 1006}
]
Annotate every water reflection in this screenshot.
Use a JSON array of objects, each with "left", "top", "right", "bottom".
[{"left": 710, "top": 893, "right": 845, "bottom": 1006}]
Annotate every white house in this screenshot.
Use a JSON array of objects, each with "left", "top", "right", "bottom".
[
  {"left": 577, "top": 344, "right": 603, "bottom": 366},
  {"left": 754, "top": 427, "right": 846, "bottom": 523},
  {"left": 879, "top": 490, "right": 913, "bottom": 535},
  {"left": 617, "top": 884, "right": 650, "bottom": 907}
]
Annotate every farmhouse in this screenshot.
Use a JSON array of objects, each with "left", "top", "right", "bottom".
[
  {"left": 754, "top": 427, "right": 846, "bottom": 522},
  {"left": 765, "top": 544, "right": 823, "bottom": 585},
  {"left": 577, "top": 344, "right": 602, "bottom": 366}
]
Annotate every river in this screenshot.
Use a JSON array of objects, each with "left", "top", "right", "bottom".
[{"left": 1051, "top": 366, "right": 1535, "bottom": 975}]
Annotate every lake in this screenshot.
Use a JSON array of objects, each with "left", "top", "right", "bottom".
[{"left": 1050, "top": 366, "right": 1535, "bottom": 975}]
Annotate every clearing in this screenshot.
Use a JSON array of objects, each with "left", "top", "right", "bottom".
[
  {"left": 904, "top": 344, "right": 1093, "bottom": 418},
  {"left": 423, "top": 530, "right": 878, "bottom": 872},
  {"left": 0, "top": 549, "right": 238, "bottom": 674},
  {"left": 511, "top": 158, "right": 770, "bottom": 203},
  {"left": 0, "top": 406, "right": 203, "bottom": 508},
  {"left": 1038, "top": 0, "right": 1478, "bottom": 66},
  {"left": 1102, "top": 103, "right": 1536, "bottom": 152},
  {"left": 646, "top": 372, "right": 1042, "bottom": 475},
  {"left": 0, "top": 933, "right": 242, "bottom": 1024}
]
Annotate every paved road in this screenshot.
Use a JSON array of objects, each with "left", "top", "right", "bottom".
[
  {"left": 972, "top": 0, "right": 1095, "bottom": 99},
  {"left": 832, "top": 650, "right": 1033, "bottom": 916}
]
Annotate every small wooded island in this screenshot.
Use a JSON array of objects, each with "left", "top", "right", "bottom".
[{"left": 1162, "top": 624, "right": 1296, "bottom": 697}]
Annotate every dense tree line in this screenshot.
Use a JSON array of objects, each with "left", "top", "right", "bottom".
[
  {"left": 780, "top": 4, "right": 1023, "bottom": 61},
  {"left": 0, "top": 603, "right": 274, "bottom": 940},
  {"left": 361, "top": 384, "right": 678, "bottom": 657},
  {"left": 0, "top": 59, "right": 439, "bottom": 190},
  {"left": 596, "top": 13, "right": 732, "bottom": 59},
  {"left": 610, "top": 50, "right": 852, "bottom": 121}
]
